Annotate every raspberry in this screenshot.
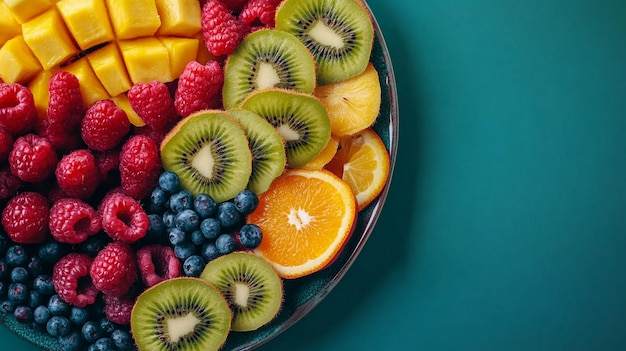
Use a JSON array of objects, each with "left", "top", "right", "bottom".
[
  {"left": 55, "top": 149, "right": 100, "bottom": 199},
  {"left": 49, "top": 198, "right": 101, "bottom": 244},
  {"left": 52, "top": 253, "right": 99, "bottom": 308},
  {"left": 36, "top": 119, "right": 85, "bottom": 154},
  {"left": 102, "top": 294, "right": 134, "bottom": 325},
  {"left": 174, "top": 60, "right": 224, "bottom": 117},
  {"left": 201, "top": 0, "right": 249, "bottom": 56},
  {"left": 90, "top": 242, "right": 137, "bottom": 297},
  {"left": 216, "top": 0, "right": 248, "bottom": 13},
  {"left": 0, "top": 127, "right": 13, "bottom": 162},
  {"left": 47, "top": 71, "right": 84, "bottom": 126},
  {"left": 239, "top": 0, "right": 282, "bottom": 28},
  {"left": 133, "top": 125, "right": 168, "bottom": 146},
  {"left": 0, "top": 83, "right": 36, "bottom": 136},
  {"left": 1, "top": 191, "right": 49, "bottom": 244},
  {"left": 0, "top": 167, "right": 22, "bottom": 199},
  {"left": 81, "top": 100, "right": 130, "bottom": 152},
  {"left": 119, "top": 135, "right": 161, "bottom": 199},
  {"left": 127, "top": 81, "right": 175, "bottom": 132},
  {"left": 99, "top": 192, "right": 149, "bottom": 242},
  {"left": 9, "top": 133, "right": 58, "bottom": 183},
  {"left": 136, "top": 245, "right": 181, "bottom": 287},
  {"left": 95, "top": 150, "right": 120, "bottom": 180}
]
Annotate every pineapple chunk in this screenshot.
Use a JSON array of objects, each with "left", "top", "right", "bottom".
[
  {"left": 119, "top": 38, "right": 173, "bottom": 84},
  {"left": 0, "top": 2, "right": 21, "bottom": 46},
  {"left": 105, "top": 0, "right": 161, "bottom": 40},
  {"left": 0, "top": 35, "right": 43, "bottom": 84},
  {"left": 111, "top": 93, "right": 146, "bottom": 127},
  {"left": 56, "top": 0, "right": 115, "bottom": 51},
  {"left": 4, "top": 0, "right": 52, "bottom": 24},
  {"left": 87, "top": 43, "right": 132, "bottom": 97},
  {"left": 21, "top": 9, "right": 79, "bottom": 70},
  {"left": 155, "top": 0, "right": 202, "bottom": 37},
  {"left": 159, "top": 37, "right": 199, "bottom": 79},
  {"left": 63, "top": 57, "right": 110, "bottom": 107},
  {"left": 28, "top": 68, "right": 58, "bottom": 120}
]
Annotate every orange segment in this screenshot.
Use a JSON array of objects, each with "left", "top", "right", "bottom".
[
  {"left": 326, "top": 128, "right": 390, "bottom": 211},
  {"left": 248, "top": 168, "right": 356, "bottom": 279},
  {"left": 302, "top": 136, "right": 339, "bottom": 170}
]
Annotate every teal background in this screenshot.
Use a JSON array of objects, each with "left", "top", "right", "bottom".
[{"left": 2, "top": 0, "right": 626, "bottom": 350}]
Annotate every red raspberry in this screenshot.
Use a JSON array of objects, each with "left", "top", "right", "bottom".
[
  {"left": 52, "top": 253, "right": 99, "bottom": 307},
  {"left": 202, "top": 0, "right": 249, "bottom": 56},
  {"left": 102, "top": 294, "right": 134, "bottom": 325},
  {"left": 0, "top": 127, "right": 14, "bottom": 162},
  {"left": 99, "top": 192, "right": 148, "bottom": 242},
  {"left": 49, "top": 198, "right": 101, "bottom": 244},
  {"left": 90, "top": 241, "right": 138, "bottom": 297},
  {"left": 119, "top": 135, "right": 161, "bottom": 199},
  {"left": 0, "top": 83, "right": 36, "bottom": 136},
  {"left": 174, "top": 60, "right": 224, "bottom": 117},
  {"left": 214, "top": 0, "right": 248, "bottom": 13},
  {"left": 127, "top": 81, "right": 176, "bottom": 132},
  {"left": 133, "top": 125, "right": 168, "bottom": 146},
  {"left": 95, "top": 150, "right": 120, "bottom": 180},
  {"left": 47, "top": 185, "right": 71, "bottom": 203},
  {"left": 47, "top": 71, "right": 84, "bottom": 126},
  {"left": 81, "top": 100, "right": 130, "bottom": 152},
  {"left": 0, "top": 167, "right": 22, "bottom": 199},
  {"left": 36, "top": 119, "right": 85, "bottom": 154},
  {"left": 1, "top": 191, "right": 49, "bottom": 244},
  {"left": 55, "top": 149, "right": 99, "bottom": 199},
  {"left": 239, "top": 0, "right": 281, "bottom": 28},
  {"left": 136, "top": 245, "right": 181, "bottom": 287},
  {"left": 9, "top": 133, "right": 58, "bottom": 183}
]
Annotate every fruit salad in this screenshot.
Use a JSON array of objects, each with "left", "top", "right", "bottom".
[{"left": 0, "top": 0, "right": 394, "bottom": 350}]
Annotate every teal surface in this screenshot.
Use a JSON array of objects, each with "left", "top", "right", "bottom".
[{"left": 2, "top": 0, "right": 626, "bottom": 350}]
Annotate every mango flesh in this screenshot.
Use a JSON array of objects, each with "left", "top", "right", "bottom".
[
  {"left": 56, "top": 0, "right": 115, "bottom": 50},
  {"left": 155, "top": 0, "right": 202, "bottom": 37},
  {"left": 0, "top": 2, "right": 21, "bottom": 46},
  {"left": 160, "top": 37, "right": 199, "bottom": 79},
  {"left": 28, "top": 68, "right": 58, "bottom": 119},
  {"left": 106, "top": 0, "right": 161, "bottom": 40},
  {"left": 4, "top": 0, "right": 52, "bottom": 24},
  {"left": 0, "top": 35, "right": 43, "bottom": 84},
  {"left": 87, "top": 42, "right": 133, "bottom": 97},
  {"left": 21, "top": 9, "right": 79, "bottom": 70},
  {"left": 119, "top": 38, "right": 173, "bottom": 84},
  {"left": 111, "top": 93, "right": 146, "bottom": 127},
  {"left": 63, "top": 57, "right": 110, "bottom": 107}
]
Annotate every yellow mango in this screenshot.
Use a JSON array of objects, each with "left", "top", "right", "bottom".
[
  {"left": 4, "top": 0, "right": 52, "bottom": 24},
  {"left": 87, "top": 43, "right": 132, "bottom": 97},
  {"left": 21, "top": 9, "right": 79, "bottom": 70},
  {"left": 56, "top": 0, "right": 115, "bottom": 50},
  {"left": 159, "top": 37, "right": 199, "bottom": 79},
  {"left": 0, "top": 35, "right": 43, "bottom": 84},
  {"left": 111, "top": 93, "right": 146, "bottom": 127},
  {"left": 28, "top": 68, "right": 58, "bottom": 120},
  {"left": 105, "top": 0, "right": 161, "bottom": 40},
  {"left": 0, "top": 2, "right": 21, "bottom": 46},
  {"left": 63, "top": 57, "right": 110, "bottom": 107},
  {"left": 155, "top": 0, "right": 202, "bottom": 37},
  {"left": 119, "top": 38, "right": 173, "bottom": 84}
]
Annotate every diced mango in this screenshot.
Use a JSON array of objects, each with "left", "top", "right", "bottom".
[
  {"left": 21, "top": 9, "right": 79, "bottom": 70},
  {"left": 4, "top": 0, "right": 52, "bottom": 24},
  {"left": 0, "top": 2, "right": 21, "bottom": 46},
  {"left": 87, "top": 43, "right": 132, "bottom": 97},
  {"left": 111, "top": 93, "right": 146, "bottom": 127},
  {"left": 0, "top": 35, "right": 43, "bottom": 84},
  {"left": 194, "top": 32, "right": 217, "bottom": 65},
  {"left": 28, "top": 68, "right": 58, "bottom": 120},
  {"left": 119, "top": 38, "right": 173, "bottom": 84},
  {"left": 105, "top": 0, "right": 161, "bottom": 40},
  {"left": 155, "top": 0, "right": 202, "bottom": 37},
  {"left": 56, "top": 0, "right": 115, "bottom": 51},
  {"left": 159, "top": 37, "right": 199, "bottom": 79},
  {"left": 63, "top": 57, "right": 110, "bottom": 107}
]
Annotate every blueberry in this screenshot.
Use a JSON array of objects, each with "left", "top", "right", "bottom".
[
  {"left": 81, "top": 320, "right": 102, "bottom": 343},
  {"left": 162, "top": 211, "right": 175, "bottom": 228},
  {"left": 47, "top": 316, "right": 72, "bottom": 337},
  {"left": 8, "top": 282, "right": 29, "bottom": 304},
  {"left": 6, "top": 245, "right": 29, "bottom": 266},
  {"left": 81, "top": 235, "right": 110, "bottom": 257},
  {"left": 183, "top": 255, "right": 205, "bottom": 277},
  {"left": 27, "top": 255, "right": 45, "bottom": 276},
  {"left": 190, "top": 230, "right": 206, "bottom": 246},
  {"left": 193, "top": 193, "right": 217, "bottom": 219},
  {"left": 0, "top": 281, "right": 6, "bottom": 298},
  {"left": 13, "top": 305, "right": 33, "bottom": 323},
  {"left": 33, "top": 305, "right": 52, "bottom": 325},
  {"left": 233, "top": 190, "right": 259, "bottom": 215},
  {"left": 158, "top": 171, "right": 180, "bottom": 194},
  {"left": 69, "top": 306, "right": 89, "bottom": 325},
  {"left": 175, "top": 209, "right": 200, "bottom": 232},
  {"left": 58, "top": 330, "right": 84, "bottom": 351},
  {"left": 170, "top": 189, "right": 193, "bottom": 213},
  {"left": 216, "top": 202, "right": 243, "bottom": 229},
  {"left": 10, "top": 266, "right": 29, "bottom": 283},
  {"left": 200, "top": 218, "right": 221, "bottom": 241},
  {"left": 201, "top": 242, "right": 220, "bottom": 262},
  {"left": 38, "top": 240, "right": 68, "bottom": 263},
  {"left": 111, "top": 329, "right": 134, "bottom": 351},
  {"left": 99, "top": 317, "right": 116, "bottom": 335},
  {"left": 28, "top": 290, "right": 42, "bottom": 309},
  {"left": 92, "top": 337, "right": 116, "bottom": 351},
  {"left": 238, "top": 224, "right": 263, "bottom": 249},
  {"left": 168, "top": 227, "right": 187, "bottom": 246},
  {"left": 48, "top": 294, "right": 71, "bottom": 316},
  {"left": 33, "top": 275, "right": 55, "bottom": 296},
  {"left": 146, "top": 214, "right": 165, "bottom": 241},
  {"left": 0, "top": 300, "right": 16, "bottom": 314},
  {"left": 150, "top": 187, "right": 168, "bottom": 209},
  {"left": 0, "top": 259, "right": 8, "bottom": 279},
  {"left": 215, "top": 234, "right": 237, "bottom": 255},
  {"left": 174, "top": 243, "right": 196, "bottom": 260}
]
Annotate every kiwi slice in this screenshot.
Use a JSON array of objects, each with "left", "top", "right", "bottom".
[
  {"left": 200, "top": 252, "right": 283, "bottom": 332},
  {"left": 240, "top": 88, "right": 331, "bottom": 168},
  {"left": 222, "top": 28, "right": 317, "bottom": 109},
  {"left": 130, "top": 277, "right": 232, "bottom": 351},
  {"left": 275, "top": 0, "right": 374, "bottom": 85},
  {"left": 228, "top": 108, "right": 286, "bottom": 194},
  {"left": 160, "top": 110, "right": 252, "bottom": 203}
]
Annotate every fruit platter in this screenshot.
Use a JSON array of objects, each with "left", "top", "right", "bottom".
[{"left": 0, "top": 0, "right": 398, "bottom": 350}]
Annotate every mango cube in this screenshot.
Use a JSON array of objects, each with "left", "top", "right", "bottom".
[
  {"left": 56, "top": 0, "right": 115, "bottom": 50},
  {"left": 159, "top": 37, "right": 199, "bottom": 79},
  {"left": 28, "top": 68, "right": 58, "bottom": 119},
  {"left": 111, "top": 93, "right": 146, "bottom": 127},
  {"left": 0, "top": 2, "right": 21, "bottom": 46},
  {"left": 105, "top": 0, "right": 161, "bottom": 40},
  {"left": 87, "top": 43, "right": 132, "bottom": 97},
  {"left": 155, "top": 0, "right": 202, "bottom": 37},
  {"left": 0, "top": 36, "right": 43, "bottom": 84},
  {"left": 4, "top": 0, "right": 52, "bottom": 24},
  {"left": 119, "top": 38, "right": 173, "bottom": 84},
  {"left": 63, "top": 57, "right": 110, "bottom": 107},
  {"left": 21, "top": 9, "right": 79, "bottom": 70}
]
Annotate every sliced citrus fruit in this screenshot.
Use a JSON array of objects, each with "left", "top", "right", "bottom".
[
  {"left": 313, "top": 62, "right": 381, "bottom": 137},
  {"left": 247, "top": 168, "right": 357, "bottom": 279},
  {"left": 302, "top": 136, "right": 339, "bottom": 170},
  {"left": 326, "top": 128, "right": 390, "bottom": 211}
]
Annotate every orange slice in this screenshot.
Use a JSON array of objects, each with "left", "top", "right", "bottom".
[
  {"left": 326, "top": 128, "right": 390, "bottom": 211},
  {"left": 248, "top": 168, "right": 356, "bottom": 279},
  {"left": 302, "top": 136, "right": 339, "bottom": 170}
]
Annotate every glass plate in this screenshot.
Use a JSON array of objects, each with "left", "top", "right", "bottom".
[{"left": 0, "top": 1, "right": 399, "bottom": 349}]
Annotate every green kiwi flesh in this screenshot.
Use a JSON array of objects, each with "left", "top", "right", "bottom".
[
  {"left": 200, "top": 252, "right": 283, "bottom": 332},
  {"left": 130, "top": 277, "right": 232, "bottom": 351},
  {"left": 240, "top": 88, "right": 331, "bottom": 168},
  {"left": 160, "top": 110, "right": 252, "bottom": 203},
  {"left": 228, "top": 108, "right": 287, "bottom": 194},
  {"left": 275, "top": 0, "right": 374, "bottom": 85}
]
